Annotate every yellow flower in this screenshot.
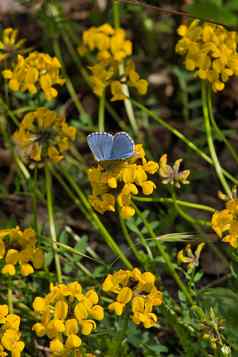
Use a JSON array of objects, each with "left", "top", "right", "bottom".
[
  {"left": 32, "top": 282, "right": 104, "bottom": 354},
  {"left": 131, "top": 296, "right": 157, "bottom": 328},
  {"left": 88, "top": 144, "right": 159, "bottom": 218},
  {"left": 0, "top": 307, "right": 24, "bottom": 356},
  {"left": 159, "top": 154, "right": 190, "bottom": 188},
  {"left": 79, "top": 23, "right": 148, "bottom": 101},
  {"left": 110, "top": 80, "right": 127, "bottom": 101},
  {"left": 211, "top": 199, "right": 238, "bottom": 247},
  {"left": 177, "top": 243, "right": 205, "bottom": 270},
  {"left": 3, "top": 51, "right": 64, "bottom": 100},
  {"left": 176, "top": 20, "right": 238, "bottom": 92},
  {"left": 13, "top": 107, "right": 76, "bottom": 166},
  {"left": 0, "top": 27, "right": 25, "bottom": 63},
  {"left": 103, "top": 268, "right": 162, "bottom": 328},
  {"left": 0, "top": 226, "right": 43, "bottom": 277}
]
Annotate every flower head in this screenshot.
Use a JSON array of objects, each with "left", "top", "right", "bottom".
[
  {"left": 79, "top": 24, "right": 148, "bottom": 100},
  {"left": 0, "top": 305, "right": 24, "bottom": 356},
  {"left": 176, "top": 20, "right": 238, "bottom": 92},
  {"left": 3, "top": 51, "right": 64, "bottom": 100},
  {"left": 13, "top": 107, "right": 76, "bottom": 166},
  {"left": 211, "top": 198, "right": 238, "bottom": 247},
  {"left": 159, "top": 154, "right": 190, "bottom": 188},
  {"left": 32, "top": 282, "right": 104, "bottom": 356},
  {"left": 0, "top": 27, "right": 25, "bottom": 63},
  {"left": 177, "top": 243, "right": 205, "bottom": 270},
  {"left": 102, "top": 268, "right": 162, "bottom": 328},
  {"left": 0, "top": 226, "right": 44, "bottom": 277},
  {"left": 88, "top": 144, "right": 159, "bottom": 218}
]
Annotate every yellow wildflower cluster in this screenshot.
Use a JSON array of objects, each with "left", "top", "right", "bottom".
[
  {"left": 177, "top": 243, "right": 205, "bottom": 270},
  {"left": 79, "top": 23, "right": 148, "bottom": 100},
  {"left": 32, "top": 282, "right": 104, "bottom": 356},
  {"left": 2, "top": 51, "right": 64, "bottom": 100},
  {"left": 176, "top": 20, "right": 238, "bottom": 91},
  {"left": 0, "top": 27, "right": 25, "bottom": 63},
  {"left": 13, "top": 108, "right": 76, "bottom": 166},
  {"left": 211, "top": 199, "right": 238, "bottom": 248},
  {"left": 0, "top": 226, "right": 44, "bottom": 277},
  {"left": 88, "top": 144, "right": 159, "bottom": 219},
  {"left": 0, "top": 305, "right": 24, "bottom": 356},
  {"left": 159, "top": 154, "right": 190, "bottom": 188},
  {"left": 102, "top": 268, "right": 163, "bottom": 328}
]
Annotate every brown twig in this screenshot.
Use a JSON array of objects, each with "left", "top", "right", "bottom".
[{"left": 118, "top": 0, "right": 238, "bottom": 31}]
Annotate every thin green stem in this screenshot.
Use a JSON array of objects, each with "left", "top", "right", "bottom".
[
  {"left": 45, "top": 164, "right": 62, "bottom": 283},
  {"left": 134, "top": 196, "right": 215, "bottom": 213},
  {"left": 170, "top": 190, "right": 211, "bottom": 227},
  {"left": 61, "top": 165, "right": 132, "bottom": 269},
  {"left": 8, "top": 287, "right": 13, "bottom": 314},
  {"left": 133, "top": 203, "right": 194, "bottom": 305},
  {"left": 52, "top": 38, "right": 86, "bottom": 116},
  {"left": 112, "top": 1, "right": 138, "bottom": 135},
  {"left": 113, "top": 0, "right": 121, "bottom": 29},
  {"left": 201, "top": 81, "right": 232, "bottom": 197},
  {"left": 32, "top": 167, "right": 39, "bottom": 235},
  {"left": 207, "top": 86, "right": 238, "bottom": 165},
  {"left": 171, "top": 189, "right": 229, "bottom": 271},
  {"left": 51, "top": 166, "right": 91, "bottom": 220},
  {"left": 14, "top": 153, "right": 31, "bottom": 181},
  {"left": 0, "top": 96, "right": 19, "bottom": 127},
  {"left": 98, "top": 92, "right": 105, "bottom": 131},
  {"left": 132, "top": 99, "right": 238, "bottom": 185},
  {"left": 119, "top": 212, "right": 143, "bottom": 264}
]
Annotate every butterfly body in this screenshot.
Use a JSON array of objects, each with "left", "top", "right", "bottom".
[{"left": 87, "top": 132, "right": 134, "bottom": 162}]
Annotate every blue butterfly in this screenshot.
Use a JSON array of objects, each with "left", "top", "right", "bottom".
[{"left": 87, "top": 132, "right": 135, "bottom": 162}]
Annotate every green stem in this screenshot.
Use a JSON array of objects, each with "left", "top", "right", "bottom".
[
  {"left": 170, "top": 190, "right": 211, "bottom": 227},
  {"left": 132, "top": 99, "right": 238, "bottom": 185},
  {"left": 45, "top": 164, "right": 62, "bottom": 283},
  {"left": 133, "top": 203, "right": 194, "bottom": 305},
  {"left": 0, "top": 96, "right": 19, "bottom": 127},
  {"left": 61, "top": 166, "right": 132, "bottom": 269},
  {"left": 52, "top": 38, "right": 86, "bottom": 116},
  {"left": 14, "top": 153, "right": 31, "bottom": 181},
  {"left": 201, "top": 81, "right": 232, "bottom": 197},
  {"left": 32, "top": 167, "right": 39, "bottom": 234},
  {"left": 207, "top": 86, "right": 238, "bottom": 165},
  {"left": 119, "top": 212, "right": 143, "bottom": 264},
  {"left": 112, "top": 1, "right": 138, "bottom": 135},
  {"left": 134, "top": 196, "right": 215, "bottom": 213},
  {"left": 113, "top": 0, "right": 121, "bottom": 29},
  {"left": 51, "top": 166, "right": 91, "bottom": 220},
  {"left": 98, "top": 92, "right": 105, "bottom": 131},
  {"left": 8, "top": 287, "right": 13, "bottom": 314}
]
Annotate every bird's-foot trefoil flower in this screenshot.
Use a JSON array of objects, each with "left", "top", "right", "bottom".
[{"left": 102, "top": 268, "right": 163, "bottom": 328}]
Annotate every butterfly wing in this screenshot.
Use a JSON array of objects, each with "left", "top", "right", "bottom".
[
  {"left": 87, "top": 132, "right": 113, "bottom": 161},
  {"left": 110, "top": 132, "right": 134, "bottom": 160}
]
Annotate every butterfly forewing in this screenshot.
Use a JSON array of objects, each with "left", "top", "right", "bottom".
[
  {"left": 87, "top": 132, "right": 113, "bottom": 161},
  {"left": 110, "top": 132, "right": 134, "bottom": 160}
]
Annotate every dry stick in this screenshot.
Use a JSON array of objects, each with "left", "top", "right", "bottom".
[{"left": 119, "top": 0, "right": 238, "bottom": 30}]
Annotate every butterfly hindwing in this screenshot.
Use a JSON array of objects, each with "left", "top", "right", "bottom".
[
  {"left": 110, "top": 132, "right": 134, "bottom": 160},
  {"left": 87, "top": 132, "right": 113, "bottom": 161}
]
